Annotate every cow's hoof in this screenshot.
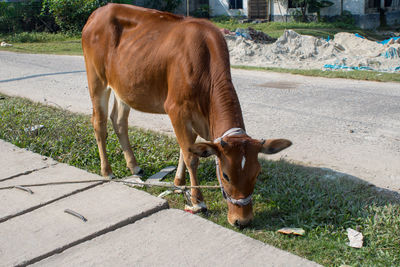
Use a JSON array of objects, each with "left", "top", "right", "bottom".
[
  {"left": 133, "top": 166, "right": 144, "bottom": 176},
  {"left": 106, "top": 173, "right": 116, "bottom": 180},
  {"left": 184, "top": 202, "right": 207, "bottom": 214}
]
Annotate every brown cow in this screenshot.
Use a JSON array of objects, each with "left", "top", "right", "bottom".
[{"left": 82, "top": 4, "right": 291, "bottom": 227}]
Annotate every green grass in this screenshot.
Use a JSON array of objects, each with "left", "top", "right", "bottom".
[
  {"left": 1, "top": 93, "right": 399, "bottom": 266},
  {"left": 233, "top": 66, "right": 400, "bottom": 83},
  {"left": 0, "top": 32, "right": 82, "bottom": 55},
  {"left": 0, "top": 32, "right": 80, "bottom": 43}
]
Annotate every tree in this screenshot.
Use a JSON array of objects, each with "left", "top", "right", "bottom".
[
  {"left": 289, "top": 0, "right": 333, "bottom": 22},
  {"left": 144, "top": 0, "right": 182, "bottom": 12}
]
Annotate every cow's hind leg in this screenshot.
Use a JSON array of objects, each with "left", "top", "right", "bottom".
[
  {"left": 87, "top": 75, "right": 113, "bottom": 178},
  {"left": 174, "top": 149, "right": 186, "bottom": 186},
  {"left": 110, "top": 95, "right": 143, "bottom": 175}
]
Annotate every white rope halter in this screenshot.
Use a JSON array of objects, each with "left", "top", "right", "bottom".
[{"left": 214, "top": 128, "right": 253, "bottom": 206}]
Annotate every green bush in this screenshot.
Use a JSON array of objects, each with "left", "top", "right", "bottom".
[
  {"left": 0, "top": 1, "right": 56, "bottom": 33},
  {"left": 42, "top": 0, "right": 109, "bottom": 33},
  {"left": 144, "top": 0, "right": 182, "bottom": 12},
  {"left": 192, "top": 4, "right": 211, "bottom": 18}
]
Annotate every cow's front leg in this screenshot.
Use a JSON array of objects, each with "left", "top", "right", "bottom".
[{"left": 167, "top": 111, "right": 206, "bottom": 212}]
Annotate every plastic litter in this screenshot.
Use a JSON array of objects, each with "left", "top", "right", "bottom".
[
  {"left": 381, "top": 47, "right": 400, "bottom": 59},
  {"left": 354, "top": 33, "right": 365, "bottom": 39},
  {"left": 158, "top": 190, "right": 173, "bottom": 198},
  {"left": 324, "top": 64, "right": 373, "bottom": 71},
  {"left": 1, "top": 41, "right": 12, "bottom": 47},
  {"left": 24, "top": 125, "right": 44, "bottom": 135},
  {"left": 378, "top": 36, "right": 400, "bottom": 45},
  {"left": 123, "top": 176, "right": 145, "bottom": 188},
  {"left": 235, "top": 28, "right": 251, "bottom": 40},
  {"left": 347, "top": 228, "right": 363, "bottom": 248}
]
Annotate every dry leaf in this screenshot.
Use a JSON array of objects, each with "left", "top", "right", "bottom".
[{"left": 277, "top": 227, "right": 305, "bottom": 236}]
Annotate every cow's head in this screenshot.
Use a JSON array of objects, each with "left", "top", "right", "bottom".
[{"left": 190, "top": 134, "right": 291, "bottom": 227}]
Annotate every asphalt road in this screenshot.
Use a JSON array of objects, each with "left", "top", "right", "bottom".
[{"left": 1, "top": 51, "right": 399, "bottom": 193}]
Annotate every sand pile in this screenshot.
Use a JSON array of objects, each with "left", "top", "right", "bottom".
[{"left": 224, "top": 30, "right": 400, "bottom": 72}]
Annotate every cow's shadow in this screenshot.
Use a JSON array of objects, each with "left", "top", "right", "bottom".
[
  {"left": 197, "top": 157, "right": 399, "bottom": 232},
  {"left": 250, "top": 159, "right": 399, "bottom": 232}
]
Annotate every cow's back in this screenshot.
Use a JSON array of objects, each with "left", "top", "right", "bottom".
[{"left": 82, "top": 4, "right": 232, "bottom": 115}]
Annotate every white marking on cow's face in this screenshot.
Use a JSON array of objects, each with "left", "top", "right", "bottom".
[{"left": 241, "top": 156, "right": 246, "bottom": 170}]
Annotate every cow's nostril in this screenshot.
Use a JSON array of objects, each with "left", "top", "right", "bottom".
[{"left": 234, "top": 219, "right": 246, "bottom": 229}]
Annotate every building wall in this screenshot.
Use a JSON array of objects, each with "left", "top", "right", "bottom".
[
  {"left": 343, "top": 0, "right": 365, "bottom": 15},
  {"left": 320, "top": 0, "right": 340, "bottom": 16},
  {"left": 140, "top": 0, "right": 398, "bottom": 29},
  {"left": 210, "top": 0, "right": 248, "bottom": 16},
  {"left": 386, "top": 9, "right": 400, "bottom": 25}
]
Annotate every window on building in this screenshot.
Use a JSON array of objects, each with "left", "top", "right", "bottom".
[
  {"left": 367, "top": 0, "right": 380, "bottom": 8},
  {"left": 288, "top": 0, "right": 305, "bottom": 8},
  {"left": 229, "top": 0, "right": 243, "bottom": 9},
  {"left": 384, "top": 0, "right": 392, "bottom": 7}
]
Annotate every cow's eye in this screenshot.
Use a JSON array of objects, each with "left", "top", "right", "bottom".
[{"left": 222, "top": 172, "right": 230, "bottom": 182}]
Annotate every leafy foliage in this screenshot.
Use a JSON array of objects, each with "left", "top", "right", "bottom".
[
  {"left": 288, "top": 0, "right": 334, "bottom": 22},
  {"left": 41, "top": 0, "right": 109, "bottom": 33},
  {"left": 144, "top": 0, "right": 182, "bottom": 12},
  {"left": 0, "top": 0, "right": 56, "bottom": 33}
]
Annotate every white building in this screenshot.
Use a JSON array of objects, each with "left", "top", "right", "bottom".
[{"left": 132, "top": 0, "right": 400, "bottom": 29}]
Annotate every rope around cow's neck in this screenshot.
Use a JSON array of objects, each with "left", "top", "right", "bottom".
[{"left": 213, "top": 127, "right": 253, "bottom": 207}]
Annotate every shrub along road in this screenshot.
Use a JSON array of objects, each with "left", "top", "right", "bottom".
[{"left": 0, "top": 51, "right": 399, "bottom": 195}]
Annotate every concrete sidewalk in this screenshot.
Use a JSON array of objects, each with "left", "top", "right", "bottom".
[{"left": 0, "top": 139, "right": 320, "bottom": 266}]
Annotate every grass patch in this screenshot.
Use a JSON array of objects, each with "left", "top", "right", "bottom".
[
  {"left": 233, "top": 66, "right": 400, "bottom": 83},
  {"left": 0, "top": 41, "right": 82, "bottom": 55},
  {"left": 1, "top": 93, "right": 399, "bottom": 266},
  {"left": 0, "top": 32, "right": 82, "bottom": 55},
  {"left": 0, "top": 32, "right": 80, "bottom": 43}
]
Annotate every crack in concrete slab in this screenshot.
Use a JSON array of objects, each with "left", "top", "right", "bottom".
[
  {"left": 17, "top": 201, "right": 169, "bottom": 267},
  {"left": 0, "top": 181, "right": 106, "bottom": 224},
  {"left": 0, "top": 163, "right": 58, "bottom": 183}
]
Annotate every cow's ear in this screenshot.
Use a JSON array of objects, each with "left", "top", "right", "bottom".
[
  {"left": 189, "top": 143, "right": 219, "bottom": 158},
  {"left": 259, "top": 139, "right": 292, "bottom": 154}
]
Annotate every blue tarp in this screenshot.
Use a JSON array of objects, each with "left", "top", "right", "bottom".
[
  {"left": 324, "top": 64, "right": 373, "bottom": 71},
  {"left": 354, "top": 33, "right": 400, "bottom": 46},
  {"left": 378, "top": 36, "right": 400, "bottom": 45},
  {"left": 382, "top": 47, "right": 400, "bottom": 59},
  {"left": 324, "top": 64, "right": 400, "bottom": 72},
  {"left": 354, "top": 33, "right": 365, "bottom": 39}
]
